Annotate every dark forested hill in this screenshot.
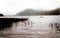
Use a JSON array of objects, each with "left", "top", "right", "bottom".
[{"left": 16, "top": 8, "right": 60, "bottom": 16}]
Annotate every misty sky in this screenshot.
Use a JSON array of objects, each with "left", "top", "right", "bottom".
[{"left": 0, "top": 0, "right": 60, "bottom": 15}]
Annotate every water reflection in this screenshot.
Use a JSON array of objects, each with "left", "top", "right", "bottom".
[
  {"left": 49, "top": 23, "right": 60, "bottom": 31},
  {"left": 0, "top": 16, "right": 60, "bottom": 38}
]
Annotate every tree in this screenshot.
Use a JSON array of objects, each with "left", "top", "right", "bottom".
[{"left": 0, "top": 13, "right": 4, "bottom": 16}]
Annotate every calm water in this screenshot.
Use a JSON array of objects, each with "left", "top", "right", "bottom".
[
  {"left": 0, "top": 16, "right": 60, "bottom": 38},
  {"left": 0, "top": 28, "right": 60, "bottom": 38}
]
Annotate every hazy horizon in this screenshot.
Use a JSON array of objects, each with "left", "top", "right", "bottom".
[{"left": 0, "top": 0, "right": 60, "bottom": 15}]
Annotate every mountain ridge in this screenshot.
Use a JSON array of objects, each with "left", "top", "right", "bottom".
[{"left": 16, "top": 8, "right": 60, "bottom": 16}]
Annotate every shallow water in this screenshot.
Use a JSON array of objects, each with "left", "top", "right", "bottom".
[
  {"left": 0, "top": 16, "right": 60, "bottom": 38},
  {"left": 0, "top": 29, "right": 60, "bottom": 38}
]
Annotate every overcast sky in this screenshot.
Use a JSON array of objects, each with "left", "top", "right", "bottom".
[{"left": 0, "top": 0, "right": 60, "bottom": 15}]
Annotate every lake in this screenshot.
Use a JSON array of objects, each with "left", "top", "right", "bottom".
[{"left": 0, "top": 16, "right": 60, "bottom": 38}]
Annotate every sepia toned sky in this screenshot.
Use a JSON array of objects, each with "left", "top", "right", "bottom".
[{"left": 0, "top": 0, "right": 60, "bottom": 15}]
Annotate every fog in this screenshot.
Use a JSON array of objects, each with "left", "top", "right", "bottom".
[{"left": 0, "top": 0, "right": 60, "bottom": 15}]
